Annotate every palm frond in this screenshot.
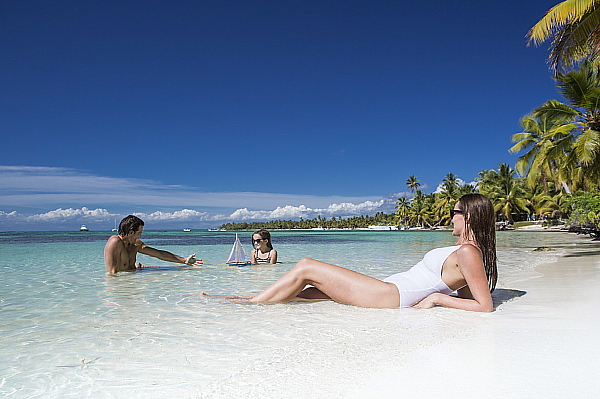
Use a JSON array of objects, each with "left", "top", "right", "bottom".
[
  {"left": 534, "top": 99, "right": 581, "bottom": 121},
  {"left": 527, "top": 0, "right": 598, "bottom": 45},
  {"left": 574, "top": 128, "right": 600, "bottom": 163},
  {"left": 548, "top": 9, "right": 600, "bottom": 70}
]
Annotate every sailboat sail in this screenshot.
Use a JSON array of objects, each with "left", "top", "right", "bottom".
[{"left": 226, "top": 234, "right": 251, "bottom": 265}]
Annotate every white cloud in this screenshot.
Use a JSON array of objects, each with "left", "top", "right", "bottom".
[
  {"left": 134, "top": 209, "right": 210, "bottom": 221},
  {"left": 0, "top": 165, "right": 399, "bottom": 228},
  {"left": 227, "top": 199, "right": 391, "bottom": 221},
  {"left": 26, "top": 207, "right": 113, "bottom": 222}
]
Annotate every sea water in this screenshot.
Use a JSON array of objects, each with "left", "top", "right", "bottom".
[{"left": 0, "top": 229, "right": 594, "bottom": 398}]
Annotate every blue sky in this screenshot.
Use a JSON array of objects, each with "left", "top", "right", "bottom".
[{"left": 1, "top": 0, "right": 562, "bottom": 230}]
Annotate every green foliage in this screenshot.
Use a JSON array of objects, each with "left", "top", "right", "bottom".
[
  {"left": 565, "top": 191, "right": 600, "bottom": 228},
  {"left": 219, "top": 212, "right": 397, "bottom": 230}
]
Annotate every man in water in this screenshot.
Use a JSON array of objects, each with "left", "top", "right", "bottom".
[{"left": 104, "top": 215, "right": 202, "bottom": 275}]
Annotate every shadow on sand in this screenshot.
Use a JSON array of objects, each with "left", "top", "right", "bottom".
[{"left": 492, "top": 288, "right": 526, "bottom": 308}]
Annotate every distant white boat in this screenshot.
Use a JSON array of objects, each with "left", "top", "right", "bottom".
[
  {"left": 80, "top": 225, "right": 89, "bottom": 232},
  {"left": 183, "top": 228, "right": 191, "bottom": 232},
  {"left": 226, "top": 234, "right": 251, "bottom": 266},
  {"left": 112, "top": 219, "right": 118, "bottom": 232}
]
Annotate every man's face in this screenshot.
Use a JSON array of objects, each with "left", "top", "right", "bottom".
[{"left": 129, "top": 226, "right": 143, "bottom": 240}]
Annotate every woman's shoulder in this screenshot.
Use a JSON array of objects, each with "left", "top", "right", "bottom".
[
  {"left": 457, "top": 242, "right": 479, "bottom": 251},
  {"left": 455, "top": 243, "right": 483, "bottom": 262}
]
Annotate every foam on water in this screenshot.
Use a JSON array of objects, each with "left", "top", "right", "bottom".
[{"left": 0, "top": 230, "right": 590, "bottom": 398}]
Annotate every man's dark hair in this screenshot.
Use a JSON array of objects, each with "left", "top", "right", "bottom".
[{"left": 118, "top": 215, "right": 145, "bottom": 236}]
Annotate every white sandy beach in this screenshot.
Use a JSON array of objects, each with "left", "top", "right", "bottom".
[{"left": 350, "top": 241, "right": 600, "bottom": 399}]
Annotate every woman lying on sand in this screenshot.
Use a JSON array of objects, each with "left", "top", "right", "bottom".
[{"left": 203, "top": 193, "right": 497, "bottom": 312}]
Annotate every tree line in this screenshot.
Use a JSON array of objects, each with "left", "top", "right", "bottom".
[{"left": 219, "top": 212, "right": 396, "bottom": 231}]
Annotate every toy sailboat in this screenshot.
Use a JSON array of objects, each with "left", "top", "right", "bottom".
[{"left": 226, "top": 234, "right": 251, "bottom": 266}]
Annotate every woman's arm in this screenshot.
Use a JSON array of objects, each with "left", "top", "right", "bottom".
[
  {"left": 413, "top": 245, "right": 493, "bottom": 312},
  {"left": 250, "top": 249, "right": 258, "bottom": 265}
]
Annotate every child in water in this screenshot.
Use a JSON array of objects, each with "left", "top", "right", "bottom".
[{"left": 250, "top": 229, "right": 278, "bottom": 265}]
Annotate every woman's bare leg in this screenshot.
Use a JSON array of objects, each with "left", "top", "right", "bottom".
[{"left": 250, "top": 258, "right": 400, "bottom": 308}]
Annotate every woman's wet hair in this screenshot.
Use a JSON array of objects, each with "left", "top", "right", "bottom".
[
  {"left": 252, "top": 229, "right": 273, "bottom": 250},
  {"left": 457, "top": 193, "right": 498, "bottom": 292},
  {"left": 118, "top": 215, "right": 145, "bottom": 236}
]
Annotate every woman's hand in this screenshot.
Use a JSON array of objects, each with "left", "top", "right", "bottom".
[{"left": 411, "top": 293, "right": 441, "bottom": 309}]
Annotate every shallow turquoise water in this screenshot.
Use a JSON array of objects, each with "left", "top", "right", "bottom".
[{"left": 0, "top": 229, "right": 592, "bottom": 398}]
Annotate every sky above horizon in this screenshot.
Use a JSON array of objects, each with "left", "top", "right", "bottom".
[{"left": 1, "top": 0, "right": 563, "bottom": 230}]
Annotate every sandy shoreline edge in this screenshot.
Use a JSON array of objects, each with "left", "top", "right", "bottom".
[{"left": 350, "top": 236, "right": 600, "bottom": 398}]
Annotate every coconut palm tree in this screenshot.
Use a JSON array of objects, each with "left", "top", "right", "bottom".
[
  {"left": 527, "top": 0, "right": 600, "bottom": 73},
  {"left": 433, "top": 174, "right": 461, "bottom": 226},
  {"left": 441, "top": 173, "right": 460, "bottom": 196},
  {"left": 406, "top": 175, "right": 420, "bottom": 193},
  {"left": 408, "top": 190, "right": 431, "bottom": 228},
  {"left": 478, "top": 164, "right": 529, "bottom": 223},
  {"left": 527, "top": 61, "right": 600, "bottom": 187},
  {"left": 395, "top": 196, "right": 410, "bottom": 227},
  {"left": 510, "top": 112, "right": 579, "bottom": 194},
  {"left": 458, "top": 184, "right": 477, "bottom": 196}
]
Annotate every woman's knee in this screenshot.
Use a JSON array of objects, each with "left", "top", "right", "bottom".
[{"left": 293, "top": 258, "right": 317, "bottom": 276}]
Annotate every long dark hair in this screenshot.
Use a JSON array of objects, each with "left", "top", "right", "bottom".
[
  {"left": 457, "top": 193, "right": 497, "bottom": 292},
  {"left": 252, "top": 229, "right": 273, "bottom": 250}
]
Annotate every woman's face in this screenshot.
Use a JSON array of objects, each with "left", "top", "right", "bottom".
[{"left": 451, "top": 202, "right": 465, "bottom": 237}]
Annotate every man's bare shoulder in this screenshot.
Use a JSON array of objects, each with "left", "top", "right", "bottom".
[{"left": 106, "top": 235, "right": 122, "bottom": 246}]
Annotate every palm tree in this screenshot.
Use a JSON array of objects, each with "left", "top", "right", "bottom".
[
  {"left": 441, "top": 173, "right": 460, "bottom": 195},
  {"left": 433, "top": 174, "right": 461, "bottom": 226},
  {"left": 395, "top": 196, "right": 410, "bottom": 226},
  {"left": 510, "top": 112, "right": 579, "bottom": 194},
  {"left": 477, "top": 164, "right": 529, "bottom": 223},
  {"left": 528, "top": 185, "right": 568, "bottom": 220},
  {"left": 458, "top": 184, "right": 477, "bottom": 196},
  {"left": 526, "top": 61, "right": 600, "bottom": 187},
  {"left": 406, "top": 175, "right": 420, "bottom": 193},
  {"left": 408, "top": 190, "right": 431, "bottom": 228},
  {"left": 527, "top": 0, "right": 600, "bottom": 73}
]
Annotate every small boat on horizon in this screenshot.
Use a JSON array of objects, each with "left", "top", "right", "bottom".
[
  {"left": 183, "top": 228, "right": 192, "bottom": 232},
  {"left": 80, "top": 225, "right": 89, "bottom": 232},
  {"left": 226, "top": 234, "right": 251, "bottom": 266}
]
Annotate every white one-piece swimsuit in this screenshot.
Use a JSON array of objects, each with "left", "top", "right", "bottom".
[{"left": 383, "top": 245, "right": 463, "bottom": 307}]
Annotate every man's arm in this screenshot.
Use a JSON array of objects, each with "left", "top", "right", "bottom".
[{"left": 138, "top": 243, "right": 201, "bottom": 265}]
